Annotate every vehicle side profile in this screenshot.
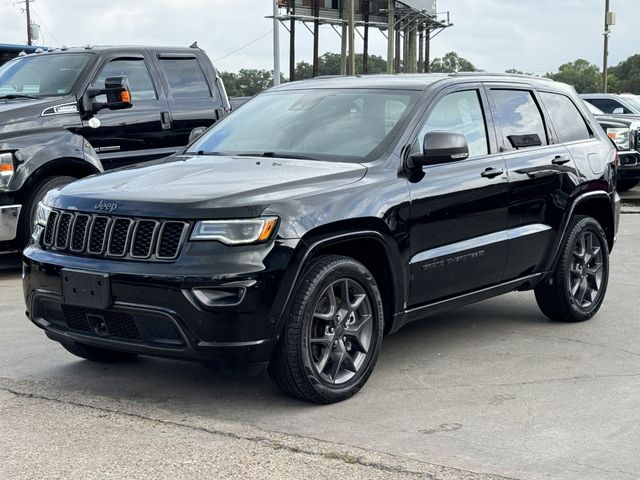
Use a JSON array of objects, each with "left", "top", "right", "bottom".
[
  {"left": 23, "top": 74, "right": 620, "bottom": 403},
  {"left": 0, "top": 44, "right": 229, "bottom": 256}
]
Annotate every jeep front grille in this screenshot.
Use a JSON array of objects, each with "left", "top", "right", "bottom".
[{"left": 43, "top": 210, "right": 189, "bottom": 261}]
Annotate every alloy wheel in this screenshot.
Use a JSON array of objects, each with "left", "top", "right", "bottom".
[{"left": 568, "top": 230, "right": 604, "bottom": 309}]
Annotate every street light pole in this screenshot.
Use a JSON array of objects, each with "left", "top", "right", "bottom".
[{"left": 603, "top": 0, "right": 614, "bottom": 93}]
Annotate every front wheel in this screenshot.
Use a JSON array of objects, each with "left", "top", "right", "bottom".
[
  {"left": 617, "top": 179, "right": 639, "bottom": 192},
  {"left": 269, "top": 255, "right": 384, "bottom": 403},
  {"left": 535, "top": 215, "right": 609, "bottom": 322}
]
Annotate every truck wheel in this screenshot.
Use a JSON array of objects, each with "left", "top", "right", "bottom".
[
  {"left": 61, "top": 341, "right": 138, "bottom": 363},
  {"left": 535, "top": 215, "right": 609, "bottom": 322},
  {"left": 268, "top": 255, "right": 384, "bottom": 404},
  {"left": 19, "top": 175, "right": 75, "bottom": 248},
  {"left": 617, "top": 180, "right": 639, "bottom": 192}
]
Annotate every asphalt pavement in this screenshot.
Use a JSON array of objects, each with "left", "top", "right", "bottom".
[{"left": 1, "top": 213, "right": 639, "bottom": 480}]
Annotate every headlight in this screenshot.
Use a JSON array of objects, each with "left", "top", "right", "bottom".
[
  {"left": 0, "top": 152, "right": 15, "bottom": 190},
  {"left": 607, "top": 128, "right": 631, "bottom": 150},
  {"left": 34, "top": 201, "right": 52, "bottom": 228},
  {"left": 190, "top": 217, "right": 278, "bottom": 245}
]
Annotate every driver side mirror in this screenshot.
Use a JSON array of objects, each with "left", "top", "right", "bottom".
[
  {"left": 407, "top": 131, "right": 469, "bottom": 169},
  {"left": 81, "top": 75, "right": 133, "bottom": 117},
  {"left": 612, "top": 107, "right": 624, "bottom": 114},
  {"left": 189, "top": 126, "right": 207, "bottom": 144}
]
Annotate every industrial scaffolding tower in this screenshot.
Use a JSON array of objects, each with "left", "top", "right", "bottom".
[{"left": 269, "top": 0, "right": 452, "bottom": 81}]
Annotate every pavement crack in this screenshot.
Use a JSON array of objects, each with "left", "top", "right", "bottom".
[{"left": 0, "top": 384, "right": 520, "bottom": 480}]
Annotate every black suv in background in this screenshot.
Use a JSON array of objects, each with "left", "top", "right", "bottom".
[
  {"left": 23, "top": 74, "right": 620, "bottom": 403},
  {"left": 0, "top": 45, "right": 229, "bottom": 255}
]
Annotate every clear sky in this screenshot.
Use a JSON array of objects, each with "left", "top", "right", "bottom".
[{"left": 0, "top": 0, "right": 637, "bottom": 75}]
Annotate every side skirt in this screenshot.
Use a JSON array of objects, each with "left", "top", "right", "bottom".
[{"left": 389, "top": 272, "right": 546, "bottom": 334}]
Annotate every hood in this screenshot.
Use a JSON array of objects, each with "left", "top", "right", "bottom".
[
  {"left": 51, "top": 154, "right": 367, "bottom": 219},
  {"left": 0, "top": 96, "right": 80, "bottom": 136},
  {"left": 594, "top": 113, "right": 640, "bottom": 128}
]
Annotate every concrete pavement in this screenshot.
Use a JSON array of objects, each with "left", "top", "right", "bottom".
[{"left": 1, "top": 215, "right": 639, "bottom": 480}]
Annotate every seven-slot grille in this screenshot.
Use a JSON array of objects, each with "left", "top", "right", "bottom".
[{"left": 43, "top": 210, "right": 189, "bottom": 261}]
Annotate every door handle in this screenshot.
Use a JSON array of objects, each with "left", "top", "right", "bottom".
[
  {"left": 551, "top": 155, "right": 571, "bottom": 165},
  {"left": 481, "top": 167, "right": 504, "bottom": 179},
  {"left": 160, "top": 111, "right": 172, "bottom": 130}
]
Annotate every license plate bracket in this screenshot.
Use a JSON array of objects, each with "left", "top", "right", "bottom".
[{"left": 61, "top": 269, "right": 112, "bottom": 309}]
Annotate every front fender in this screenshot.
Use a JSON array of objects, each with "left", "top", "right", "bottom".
[{"left": 2, "top": 130, "right": 102, "bottom": 192}]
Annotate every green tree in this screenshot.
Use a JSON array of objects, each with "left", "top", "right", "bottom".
[
  {"left": 294, "top": 52, "right": 388, "bottom": 80},
  {"left": 545, "top": 59, "right": 601, "bottom": 93},
  {"left": 609, "top": 54, "right": 640, "bottom": 94},
  {"left": 429, "top": 52, "right": 477, "bottom": 73}
]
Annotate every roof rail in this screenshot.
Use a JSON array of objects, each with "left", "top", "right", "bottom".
[{"left": 448, "top": 72, "right": 554, "bottom": 82}]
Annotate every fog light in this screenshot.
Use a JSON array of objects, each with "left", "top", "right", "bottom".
[{"left": 192, "top": 287, "right": 246, "bottom": 307}]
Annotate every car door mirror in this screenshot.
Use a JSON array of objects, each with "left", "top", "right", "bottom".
[
  {"left": 189, "top": 126, "right": 207, "bottom": 143},
  {"left": 408, "top": 131, "right": 469, "bottom": 169},
  {"left": 82, "top": 75, "right": 133, "bottom": 117},
  {"left": 612, "top": 107, "right": 624, "bottom": 114}
]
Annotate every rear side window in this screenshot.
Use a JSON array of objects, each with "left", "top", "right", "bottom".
[
  {"left": 540, "top": 92, "right": 591, "bottom": 143},
  {"left": 585, "top": 98, "right": 631, "bottom": 114},
  {"left": 491, "top": 89, "right": 548, "bottom": 150},
  {"left": 160, "top": 58, "right": 212, "bottom": 99},
  {"left": 92, "top": 58, "right": 157, "bottom": 101}
]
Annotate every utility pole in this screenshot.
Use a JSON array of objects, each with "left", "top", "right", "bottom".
[
  {"left": 603, "top": 0, "right": 615, "bottom": 93},
  {"left": 25, "top": 0, "right": 33, "bottom": 46},
  {"left": 272, "top": 0, "right": 280, "bottom": 86},
  {"left": 289, "top": 0, "right": 296, "bottom": 81}
]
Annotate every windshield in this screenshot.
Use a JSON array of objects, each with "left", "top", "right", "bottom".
[
  {"left": 189, "top": 88, "right": 420, "bottom": 162},
  {"left": 622, "top": 95, "right": 640, "bottom": 111},
  {"left": 0, "top": 53, "right": 93, "bottom": 98}
]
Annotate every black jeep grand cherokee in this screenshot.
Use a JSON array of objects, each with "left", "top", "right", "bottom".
[{"left": 23, "top": 74, "right": 620, "bottom": 403}]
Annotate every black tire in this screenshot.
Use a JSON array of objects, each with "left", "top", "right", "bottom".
[
  {"left": 61, "top": 341, "right": 138, "bottom": 363},
  {"left": 19, "top": 175, "right": 76, "bottom": 248},
  {"left": 535, "top": 215, "right": 609, "bottom": 322},
  {"left": 617, "top": 179, "right": 639, "bottom": 192},
  {"left": 268, "top": 255, "right": 384, "bottom": 404}
]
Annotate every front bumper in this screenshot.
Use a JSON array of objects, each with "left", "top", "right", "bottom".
[
  {"left": 0, "top": 204, "right": 21, "bottom": 242},
  {"left": 22, "top": 239, "right": 298, "bottom": 365},
  {"left": 618, "top": 151, "right": 640, "bottom": 181}
]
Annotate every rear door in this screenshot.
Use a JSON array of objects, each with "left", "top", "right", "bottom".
[
  {"left": 78, "top": 53, "right": 175, "bottom": 169},
  {"left": 407, "top": 85, "right": 509, "bottom": 306},
  {"left": 155, "top": 53, "right": 223, "bottom": 147},
  {"left": 486, "top": 85, "right": 577, "bottom": 280}
]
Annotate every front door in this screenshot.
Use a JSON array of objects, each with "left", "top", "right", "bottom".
[
  {"left": 407, "top": 86, "right": 509, "bottom": 307},
  {"left": 78, "top": 55, "right": 175, "bottom": 170}
]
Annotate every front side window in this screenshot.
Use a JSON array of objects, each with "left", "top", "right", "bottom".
[
  {"left": 160, "top": 58, "right": 212, "bottom": 99},
  {"left": 491, "top": 89, "right": 548, "bottom": 150},
  {"left": 0, "top": 53, "right": 92, "bottom": 97},
  {"left": 418, "top": 90, "right": 489, "bottom": 158},
  {"left": 188, "top": 89, "right": 419, "bottom": 162},
  {"left": 91, "top": 58, "right": 157, "bottom": 101},
  {"left": 540, "top": 92, "right": 591, "bottom": 143}
]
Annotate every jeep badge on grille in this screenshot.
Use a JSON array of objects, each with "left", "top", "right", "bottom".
[{"left": 94, "top": 200, "right": 118, "bottom": 213}]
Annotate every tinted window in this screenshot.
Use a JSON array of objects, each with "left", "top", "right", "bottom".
[
  {"left": 540, "top": 92, "right": 591, "bottom": 143},
  {"left": 492, "top": 90, "right": 548, "bottom": 150},
  {"left": 160, "top": 58, "right": 211, "bottom": 99},
  {"left": 418, "top": 90, "right": 489, "bottom": 157},
  {"left": 586, "top": 98, "right": 631, "bottom": 114},
  {"left": 189, "top": 89, "right": 419, "bottom": 162},
  {"left": 92, "top": 59, "right": 156, "bottom": 100}
]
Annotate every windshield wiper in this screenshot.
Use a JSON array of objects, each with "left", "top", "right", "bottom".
[
  {"left": 0, "top": 94, "right": 40, "bottom": 100},
  {"left": 187, "top": 150, "right": 230, "bottom": 156},
  {"left": 235, "top": 152, "right": 318, "bottom": 160}
]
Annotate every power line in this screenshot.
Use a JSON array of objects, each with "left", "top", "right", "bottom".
[
  {"left": 30, "top": 7, "right": 61, "bottom": 46},
  {"left": 213, "top": 30, "right": 272, "bottom": 62}
]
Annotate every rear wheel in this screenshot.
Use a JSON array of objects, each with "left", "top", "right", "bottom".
[
  {"left": 61, "top": 341, "right": 138, "bottom": 363},
  {"left": 19, "top": 175, "right": 75, "bottom": 248},
  {"left": 535, "top": 215, "right": 609, "bottom": 322},
  {"left": 269, "top": 255, "right": 384, "bottom": 403}
]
